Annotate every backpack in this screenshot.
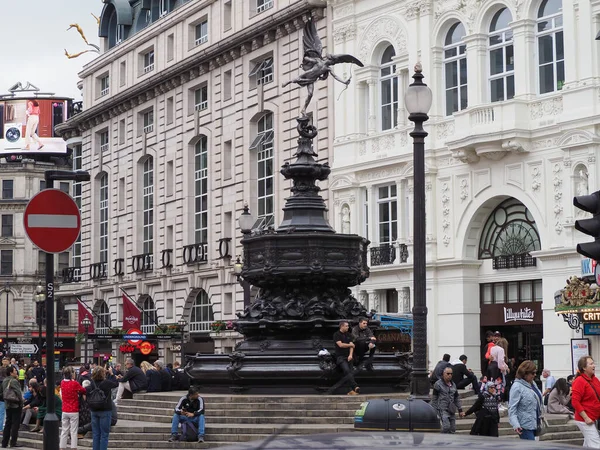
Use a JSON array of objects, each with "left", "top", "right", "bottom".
[
  {"left": 87, "top": 381, "right": 108, "bottom": 411},
  {"left": 179, "top": 421, "right": 198, "bottom": 442}
]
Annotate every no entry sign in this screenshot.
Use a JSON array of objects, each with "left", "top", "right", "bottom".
[{"left": 24, "top": 189, "right": 81, "bottom": 254}]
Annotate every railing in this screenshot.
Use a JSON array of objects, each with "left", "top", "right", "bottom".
[
  {"left": 131, "top": 253, "right": 153, "bottom": 273},
  {"left": 100, "top": 87, "right": 109, "bottom": 97},
  {"left": 370, "top": 244, "right": 396, "bottom": 266},
  {"left": 95, "top": 326, "right": 110, "bottom": 335},
  {"left": 89, "top": 262, "right": 107, "bottom": 280},
  {"left": 141, "top": 324, "right": 156, "bottom": 334},
  {"left": 470, "top": 106, "right": 495, "bottom": 126},
  {"left": 189, "top": 320, "right": 211, "bottom": 332},
  {"left": 195, "top": 35, "right": 207, "bottom": 46},
  {"left": 143, "top": 63, "right": 154, "bottom": 74},
  {"left": 257, "top": 0, "right": 273, "bottom": 13},
  {"left": 182, "top": 243, "right": 208, "bottom": 265},
  {"left": 492, "top": 253, "right": 537, "bottom": 269},
  {"left": 161, "top": 249, "right": 173, "bottom": 268},
  {"left": 143, "top": 124, "right": 154, "bottom": 134},
  {"left": 113, "top": 258, "right": 124, "bottom": 276},
  {"left": 100, "top": 143, "right": 108, "bottom": 152},
  {"left": 69, "top": 101, "right": 83, "bottom": 117},
  {"left": 62, "top": 266, "right": 81, "bottom": 283},
  {"left": 194, "top": 101, "right": 208, "bottom": 111}
]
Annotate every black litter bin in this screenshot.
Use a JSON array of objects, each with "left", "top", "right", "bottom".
[{"left": 354, "top": 398, "right": 440, "bottom": 432}]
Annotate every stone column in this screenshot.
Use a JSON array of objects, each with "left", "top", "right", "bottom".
[
  {"left": 511, "top": 20, "right": 536, "bottom": 99},
  {"left": 399, "top": 287, "right": 411, "bottom": 313},
  {"left": 367, "top": 79, "right": 378, "bottom": 134},
  {"left": 462, "top": 34, "right": 488, "bottom": 106},
  {"left": 358, "top": 291, "right": 368, "bottom": 311},
  {"left": 367, "top": 290, "right": 380, "bottom": 314}
]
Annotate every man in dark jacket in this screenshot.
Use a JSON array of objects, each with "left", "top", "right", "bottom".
[
  {"left": 168, "top": 386, "right": 205, "bottom": 443},
  {"left": 452, "top": 355, "right": 480, "bottom": 394},
  {"left": 351, "top": 318, "right": 376, "bottom": 370},
  {"left": 114, "top": 358, "right": 147, "bottom": 404},
  {"left": 431, "top": 354, "right": 452, "bottom": 385},
  {"left": 155, "top": 360, "right": 172, "bottom": 392},
  {"left": 30, "top": 361, "right": 45, "bottom": 385}
]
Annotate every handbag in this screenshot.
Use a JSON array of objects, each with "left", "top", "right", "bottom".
[
  {"left": 536, "top": 416, "right": 549, "bottom": 436},
  {"left": 3, "top": 383, "right": 19, "bottom": 403}
]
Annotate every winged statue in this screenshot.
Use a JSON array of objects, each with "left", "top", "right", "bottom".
[{"left": 282, "top": 19, "right": 364, "bottom": 116}]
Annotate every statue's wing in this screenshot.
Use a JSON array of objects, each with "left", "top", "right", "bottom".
[
  {"left": 303, "top": 20, "right": 323, "bottom": 58},
  {"left": 328, "top": 54, "right": 365, "bottom": 67}
]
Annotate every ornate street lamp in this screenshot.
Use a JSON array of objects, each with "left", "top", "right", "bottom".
[
  {"left": 405, "top": 62, "right": 432, "bottom": 401},
  {"left": 178, "top": 317, "right": 187, "bottom": 359},
  {"left": 81, "top": 317, "right": 91, "bottom": 365},
  {"left": 35, "top": 284, "right": 46, "bottom": 364},
  {"left": 238, "top": 203, "right": 255, "bottom": 235}
]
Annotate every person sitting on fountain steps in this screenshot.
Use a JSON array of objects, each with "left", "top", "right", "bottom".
[
  {"left": 168, "top": 386, "right": 205, "bottom": 443},
  {"left": 334, "top": 321, "right": 360, "bottom": 395},
  {"left": 351, "top": 317, "right": 376, "bottom": 371}
]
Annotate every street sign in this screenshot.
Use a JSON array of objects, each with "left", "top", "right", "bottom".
[
  {"left": 125, "top": 328, "right": 144, "bottom": 345},
  {"left": 23, "top": 189, "right": 81, "bottom": 254},
  {"left": 10, "top": 343, "right": 38, "bottom": 354}
]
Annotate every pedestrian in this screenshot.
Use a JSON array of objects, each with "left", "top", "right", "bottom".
[
  {"left": 464, "top": 381, "right": 500, "bottom": 437},
  {"left": 60, "top": 366, "right": 86, "bottom": 450},
  {"left": 2, "top": 365, "right": 23, "bottom": 448},
  {"left": 0, "top": 365, "right": 6, "bottom": 434},
  {"left": 167, "top": 386, "right": 205, "bottom": 443},
  {"left": 508, "top": 360, "right": 542, "bottom": 441},
  {"left": 35, "top": 378, "right": 63, "bottom": 434},
  {"left": 114, "top": 358, "right": 147, "bottom": 404},
  {"left": 19, "top": 380, "right": 41, "bottom": 430},
  {"left": 542, "top": 368, "right": 557, "bottom": 406},
  {"left": 571, "top": 355, "right": 600, "bottom": 448},
  {"left": 155, "top": 360, "right": 172, "bottom": 392},
  {"left": 482, "top": 331, "right": 495, "bottom": 376},
  {"left": 451, "top": 355, "right": 480, "bottom": 394},
  {"left": 173, "top": 361, "right": 189, "bottom": 390},
  {"left": 547, "top": 378, "right": 573, "bottom": 416},
  {"left": 141, "top": 361, "right": 161, "bottom": 392},
  {"left": 333, "top": 320, "right": 360, "bottom": 395},
  {"left": 430, "top": 354, "right": 452, "bottom": 385},
  {"left": 431, "top": 366, "right": 464, "bottom": 433},
  {"left": 30, "top": 361, "right": 45, "bottom": 385},
  {"left": 17, "top": 366, "right": 25, "bottom": 391},
  {"left": 87, "top": 366, "right": 118, "bottom": 450},
  {"left": 351, "top": 317, "right": 376, "bottom": 370}
]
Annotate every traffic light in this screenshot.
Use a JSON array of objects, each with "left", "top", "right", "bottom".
[{"left": 574, "top": 191, "right": 600, "bottom": 259}]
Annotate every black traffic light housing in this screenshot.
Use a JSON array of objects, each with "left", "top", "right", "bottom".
[{"left": 574, "top": 191, "right": 600, "bottom": 260}]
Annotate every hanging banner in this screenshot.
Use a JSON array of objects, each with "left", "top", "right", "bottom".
[
  {"left": 122, "top": 293, "right": 141, "bottom": 330},
  {"left": 571, "top": 338, "right": 591, "bottom": 375},
  {"left": 77, "top": 299, "right": 95, "bottom": 334}
]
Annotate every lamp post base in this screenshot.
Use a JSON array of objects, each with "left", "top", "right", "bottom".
[
  {"left": 42, "top": 413, "right": 59, "bottom": 450},
  {"left": 410, "top": 369, "right": 431, "bottom": 402}
]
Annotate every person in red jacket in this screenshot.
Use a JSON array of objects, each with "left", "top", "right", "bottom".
[
  {"left": 571, "top": 355, "right": 600, "bottom": 448},
  {"left": 60, "top": 366, "right": 86, "bottom": 450}
]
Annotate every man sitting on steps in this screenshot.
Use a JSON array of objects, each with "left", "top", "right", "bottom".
[
  {"left": 168, "top": 386, "right": 206, "bottom": 443},
  {"left": 351, "top": 317, "right": 376, "bottom": 371}
]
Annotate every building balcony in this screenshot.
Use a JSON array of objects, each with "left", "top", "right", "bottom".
[
  {"left": 89, "top": 262, "right": 107, "bottom": 280},
  {"left": 369, "top": 243, "right": 409, "bottom": 267},
  {"left": 182, "top": 243, "right": 208, "bottom": 265},
  {"left": 131, "top": 253, "right": 153, "bottom": 273},
  {"left": 189, "top": 320, "right": 211, "bottom": 333},
  {"left": 62, "top": 267, "right": 82, "bottom": 284}
]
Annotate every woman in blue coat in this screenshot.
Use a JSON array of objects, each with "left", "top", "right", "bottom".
[{"left": 508, "top": 360, "right": 543, "bottom": 440}]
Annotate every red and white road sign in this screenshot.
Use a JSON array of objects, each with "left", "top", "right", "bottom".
[
  {"left": 126, "top": 328, "right": 144, "bottom": 345},
  {"left": 23, "top": 189, "right": 81, "bottom": 254}
]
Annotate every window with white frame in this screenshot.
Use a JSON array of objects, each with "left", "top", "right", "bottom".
[
  {"left": 195, "top": 19, "right": 208, "bottom": 46},
  {"left": 195, "top": 136, "right": 208, "bottom": 245},
  {"left": 249, "top": 56, "right": 273, "bottom": 86},
  {"left": 96, "top": 301, "right": 111, "bottom": 334},
  {"left": 0, "top": 250, "right": 12, "bottom": 276},
  {"left": 99, "top": 174, "right": 109, "bottom": 264},
  {"left": 489, "top": 8, "right": 514, "bottom": 102},
  {"left": 189, "top": 290, "right": 214, "bottom": 332},
  {"left": 256, "top": 0, "right": 273, "bottom": 14},
  {"left": 537, "top": 0, "right": 564, "bottom": 93},
  {"left": 250, "top": 113, "right": 274, "bottom": 227},
  {"left": 194, "top": 85, "right": 208, "bottom": 111},
  {"left": 444, "top": 22, "right": 468, "bottom": 115},
  {"left": 377, "top": 185, "right": 397, "bottom": 245},
  {"left": 380, "top": 45, "right": 398, "bottom": 131},
  {"left": 143, "top": 110, "right": 154, "bottom": 133},
  {"left": 100, "top": 75, "right": 109, "bottom": 96},
  {"left": 143, "top": 49, "right": 155, "bottom": 73},
  {"left": 143, "top": 157, "right": 154, "bottom": 263},
  {"left": 72, "top": 145, "right": 82, "bottom": 269},
  {"left": 141, "top": 296, "right": 157, "bottom": 334},
  {"left": 99, "top": 130, "right": 109, "bottom": 152}
]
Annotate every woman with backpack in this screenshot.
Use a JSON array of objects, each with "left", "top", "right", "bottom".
[
  {"left": 60, "top": 366, "right": 86, "bottom": 450},
  {"left": 87, "top": 366, "right": 118, "bottom": 450}
]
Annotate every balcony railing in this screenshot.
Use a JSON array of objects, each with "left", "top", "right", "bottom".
[
  {"left": 370, "top": 244, "right": 396, "bottom": 266},
  {"left": 62, "top": 266, "right": 81, "bottom": 284},
  {"left": 492, "top": 253, "right": 537, "bottom": 269},
  {"left": 182, "top": 243, "right": 208, "bottom": 265},
  {"left": 89, "top": 262, "right": 108, "bottom": 280},
  {"left": 69, "top": 101, "right": 83, "bottom": 117},
  {"left": 189, "top": 320, "right": 211, "bottom": 333},
  {"left": 161, "top": 249, "right": 173, "bottom": 268},
  {"left": 131, "top": 253, "right": 153, "bottom": 273},
  {"left": 141, "top": 324, "right": 156, "bottom": 334},
  {"left": 113, "top": 258, "right": 124, "bottom": 276}
]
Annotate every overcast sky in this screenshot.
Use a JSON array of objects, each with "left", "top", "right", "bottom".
[{"left": 0, "top": 1, "right": 102, "bottom": 99}]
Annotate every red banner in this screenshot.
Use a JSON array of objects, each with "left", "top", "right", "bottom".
[
  {"left": 77, "top": 299, "right": 95, "bottom": 334},
  {"left": 122, "top": 293, "right": 141, "bottom": 330}
]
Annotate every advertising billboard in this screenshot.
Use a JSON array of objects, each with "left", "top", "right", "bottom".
[{"left": 0, "top": 98, "right": 68, "bottom": 154}]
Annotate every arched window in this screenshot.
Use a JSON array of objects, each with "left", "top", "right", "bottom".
[
  {"left": 252, "top": 113, "right": 274, "bottom": 227},
  {"left": 489, "top": 8, "right": 514, "bottom": 102},
  {"left": 537, "top": 0, "right": 564, "bottom": 93},
  {"left": 96, "top": 301, "right": 112, "bottom": 334},
  {"left": 478, "top": 198, "right": 541, "bottom": 267},
  {"left": 380, "top": 45, "right": 398, "bottom": 130},
  {"left": 189, "top": 291, "right": 214, "bottom": 332},
  {"left": 195, "top": 137, "right": 208, "bottom": 245},
  {"left": 99, "top": 174, "right": 109, "bottom": 265},
  {"left": 443, "top": 23, "right": 468, "bottom": 115},
  {"left": 143, "top": 157, "right": 154, "bottom": 266},
  {"left": 141, "top": 296, "right": 157, "bottom": 334}
]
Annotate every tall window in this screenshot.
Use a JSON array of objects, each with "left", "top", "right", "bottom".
[
  {"left": 251, "top": 113, "right": 274, "bottom": 227},
  {"left": 1, "top": 215, "right": 13, "bottom": 237},
  {"left": 380, "top": 45, "right": 398, "bottom": 131},
  {"left": 99, "top": 174, "right": 109, "bottom": 264},
  {"left": 189, "top": 290, "right": 214, "bottom": 332},
  {"left": 444, "top": 23, "right": 468, "bottom": 115},
  {"left": 2, "top": 180, "right": 13, "bottom": 199},
  {"left": 256, "top": 0, "right": 273, "bottom": 14},
  {"left": 143, "top": 50, "right": 155, "bottom": 73},
  {"left": 143, "top": 110, "right": 154, "bottom": 134},
  {"left": 99, "top": 130, "right": 109, "bottom": 152},
  {"left": 141, "top": 296, "right": 157, "bottom": 334},
  {"left": 377, "top": 185, "right": 397, "bottom": 245},
  {"left": 194, "top": 86, "right": 208, "bottom": 111},
  {"left": 143, "top": 157, "right": 154, "bottom": 261},
  {"left": 195, "top": 20, "right": 208, "bottom": 46},
  {"left": 72, "top": 145, "right": 82, "bottom": 268},
  {"left": 195, "top": 137, "right": 208, "bottom": 244},
  {"left": 537, "top": 0, "right": 564, "bottom": 93},
  {"left": 0, "top": 250, "right": 12, "bottom": 276},
  {"left": 96, "top": 301, "right": 111, "bottom": 334},
  {"left": 250, "top": 57, "right": 273, "bottom": 86},
  {"left": 100, "top": 75, "right": 110, "bottom": 96},
  {"left": 489, "top": 8, "right": 514, "bottom": 102}
]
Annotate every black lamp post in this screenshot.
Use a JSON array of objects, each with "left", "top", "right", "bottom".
[
  {"left": 81, "top": 317, "right": 91, "bottom": 365},
  {"left": 3, "top": 283, "right": 9, "bottom": 346},
  {"left": 178, "top": 317, "right": 187, "bottom": 359},
  {"left": 405, "top": 63, "right": 433, "bottom": 401},
  {"left": 236, "top": 205, "right": 254, "bottom": 308},
  {"left": 35, "top": 284, "right": 45, "bottom": 364}
]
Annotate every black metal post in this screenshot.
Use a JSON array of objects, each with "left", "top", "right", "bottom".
[
  {"left": 38, "top": 303, "right": 43, "bottom": 365},
  {"left": 43, "top": 177, "right": 59, "bottom": 450},
  {"left": 84, "top": 325, "right": 89, "bottom": 365},
  {"left": 180, "top": 328, "right": 184, "bottom": 358},
  {"left": 408, "top": 69, "right": 431, "bottom": 401}
]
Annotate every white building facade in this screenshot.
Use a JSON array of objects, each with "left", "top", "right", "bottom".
[
  {"left": 56, "top": 0, "right": 331, "bottom": 363},
  {"left": 328, "top": 0, "right": 600, "bottom": 376}
]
